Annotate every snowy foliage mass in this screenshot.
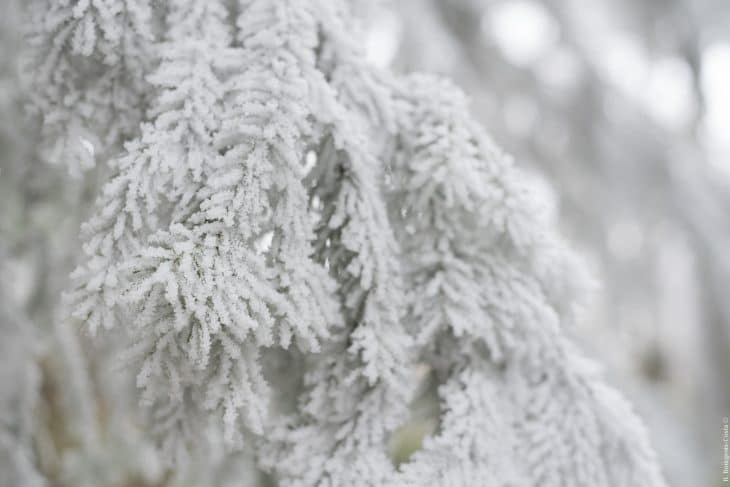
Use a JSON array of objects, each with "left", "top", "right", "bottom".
[{"left": 1, "top": 0, "right": 668, "bottom": 485}]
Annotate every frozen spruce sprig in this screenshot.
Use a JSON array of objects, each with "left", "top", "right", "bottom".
[
  {"left": 385, "top": 74, "right": 665, "bottom": 487},
  {"left": 26, "top": 0, "right": 155, "bottom": 175},
  {"left": 66, "top": 0, "right": 342, "bottom": 459},
  {"left": 32, "top": 0, "right": 668, "bottom": 484},
  {"left": 257, "top": 7, "right": 417, "bottom": 484},
  {"left": 261, "top": 90, "right": 412, "bottom": 487}
]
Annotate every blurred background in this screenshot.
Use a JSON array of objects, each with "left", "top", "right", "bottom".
[
  {"left": 362, "top": 0, "right": 730, "bottom": 485},
  {"left": 1, "top": 0, "right": 728, "bottom": 485}
]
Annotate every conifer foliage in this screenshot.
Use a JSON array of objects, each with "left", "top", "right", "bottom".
[{"left": 26, "top": 0, "right": 666, "bottom": 485}]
